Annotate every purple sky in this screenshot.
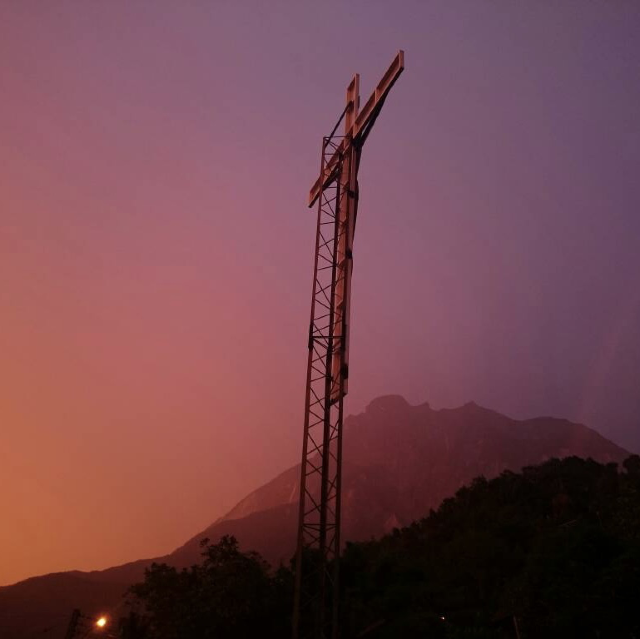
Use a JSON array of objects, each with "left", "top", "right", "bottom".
[{"left": 1, "top": 1, "right": 639, "bottom": 586}]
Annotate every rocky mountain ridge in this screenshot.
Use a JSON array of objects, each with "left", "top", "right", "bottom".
[{"left": 0, "top": 396, "right": 630, "bottom": 638}]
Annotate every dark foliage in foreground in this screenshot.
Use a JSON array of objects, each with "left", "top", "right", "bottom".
[
  {"left": 340, "top": 455, "right": 640, "bottom": 638},
  {"left": 123, "top": 456, "right": 640, "bottom": 638},
  {"left": 124, "top": 536, "right": 292, "bottom": 639}
]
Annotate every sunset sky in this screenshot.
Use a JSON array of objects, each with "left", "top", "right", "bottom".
[{"left": 2, "top": 2, "right": 639, "bottom": 586}]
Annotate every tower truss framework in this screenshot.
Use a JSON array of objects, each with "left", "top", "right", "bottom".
[{"left": 293, "top": 52, "right": 404, "bottom": 639}]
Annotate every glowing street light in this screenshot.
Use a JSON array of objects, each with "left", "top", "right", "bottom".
[{"left": 95, "top": 616, "right": 108, "bottom": 629}]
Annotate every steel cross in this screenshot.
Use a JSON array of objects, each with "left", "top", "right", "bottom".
[{"left": 293, "top": 51, "right": 404, "bottom": 639}]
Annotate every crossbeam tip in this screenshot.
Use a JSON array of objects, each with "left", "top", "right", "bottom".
[{"left": 307, "top": 50, "right": 405, "bottom": 208}]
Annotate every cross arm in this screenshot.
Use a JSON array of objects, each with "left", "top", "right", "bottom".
[{"left": 308, "top": 50, "right": 404, "bottom": 207}]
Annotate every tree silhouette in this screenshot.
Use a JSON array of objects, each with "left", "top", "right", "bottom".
[
  {"left": 123, "top": 457, "right": 640, "bottom": 638},
  {"left": 126, "top": 535, "right": 291, "bottom": 639}
]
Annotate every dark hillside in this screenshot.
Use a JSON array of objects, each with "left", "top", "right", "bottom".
[{"left": 340, "top": 456, "right": 640, "bottom": 638}]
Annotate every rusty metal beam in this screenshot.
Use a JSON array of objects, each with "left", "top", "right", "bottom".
[{"left": 308, "top": 51, "right": 404, "bottom": 208}]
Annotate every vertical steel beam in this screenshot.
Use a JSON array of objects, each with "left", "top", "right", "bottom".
[
  {"left": 293, "top": 133, "right": 346, "bottom": 639},
  {"left": 294, "top": 51, "right": 403, "bottom": 639},
  {"left": 293, "top": 134, "right": 358, "bottom": 639}
]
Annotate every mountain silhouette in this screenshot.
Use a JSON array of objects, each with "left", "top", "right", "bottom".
[{"left": 0, "top": 396, "right": 629, "bottom": 639}]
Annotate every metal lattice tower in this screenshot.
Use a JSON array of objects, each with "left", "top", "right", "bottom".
[{"left": 293, "top": 51, "right": 405, "bottom": 639}]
